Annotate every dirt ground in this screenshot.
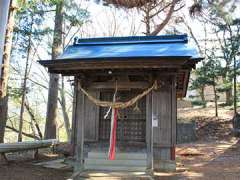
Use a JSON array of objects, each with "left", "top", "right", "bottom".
[
  {"left": 0, "top": 153, "right": 72, "bottom": 180},
  {"left": 0, "top": 106, "right": 240, "bottom": 180},
  {"left": 175, "top": 139, "right": 240, "bottom": 180}
]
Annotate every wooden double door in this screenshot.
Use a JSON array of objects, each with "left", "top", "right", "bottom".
[{"left": 99, "top": 91, "right": 146, "bottom": 143}]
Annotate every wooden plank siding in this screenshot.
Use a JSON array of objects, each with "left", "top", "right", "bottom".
[
  {"left": 72, "top": 82, "right": 99, "bottom": 143},
  {"left": 152, "top": 78, "right": 172, "bottom": 146},
  {"left": 171, "top": 75, "right": 177, "bottom": 145},
  {"left": 146, "top": 92, "right": 153, "bottom": 169},
  {"left": 151, "top": 75, "right": 177, "bottom": 170},
  {"left": 84, "top": 91, "right": 99, "bottom": 142}
]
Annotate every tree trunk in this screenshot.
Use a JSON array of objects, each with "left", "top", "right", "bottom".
[
  {"left": 226, "top": 88, "right": 233, "bottom": 105},
  {"left": 199, "top": 86, "right": 206, "bottom": 107},
  {"left": 18, "top": 24, "right": 32, "bottom": 142},
  {"left": 60, "top": 76, "right": 71, "bottom": 142},
  {"left": 213, "top": 82, "right": 218, "bottom": 117},
  {"left": 0, "top": 0, "right": 11, "bottom": 70},
  {"left": 0, "top": 97, "right": 8, "bottom": 143},
  {"left": 233, "top": 56, "right": 237, "bottom": 115},
  {"left": 44, "top": 1, "right": 64, "bottom": 139},
  {"left": 0, "top": 1, "right": 16, "bottom": 143}
]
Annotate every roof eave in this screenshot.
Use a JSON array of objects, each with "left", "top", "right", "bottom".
[{"left": 39, "top": 56, "right": 195, "bottom": 67}]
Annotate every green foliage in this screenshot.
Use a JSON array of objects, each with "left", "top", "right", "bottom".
[
  {"left": 8, "top": 87, "right": 22, "bottom": 100},
  {"left": 191, "top": 100, "right": 207, "bottom": 107},
  {"left": 9, "top": 0, "right": 90, "bottom": 142},
  {"left": 63, "top": 1, "right": 90, "bottom": 27},
  {"left": 190, "top": 0, "right": 240, "bottom": 107},
  {"left": 13, "top": 0, "right": 51, "bottom": 53},
  {"left": 217, "top": 82, "right": 232, "bottom": 92},
  {"left": 190, "top": 52, "right": 220, "bottom": 90}
]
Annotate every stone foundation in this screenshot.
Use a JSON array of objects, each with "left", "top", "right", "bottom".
[
  {"left": 177, "top": 121, "right": 197, "bottom": 144},
  {"left": 153, "top": 160, "right": 176, "bottom": 172}
]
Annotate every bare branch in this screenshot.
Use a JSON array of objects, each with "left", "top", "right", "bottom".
[
  {"left": 183, "top": 20, "right": 203, "bottom": 55},
  {"left": 6, "top": 125, "right": 40, "bottom": 140},
  {"left": 149, "top": 2, "right": 171, "bottom": 19},
  {"left": 24, "top": 100, "right": 43, "bottom": 139},
  {"left": 150, "top": 0, "right": 176, "bottom": 35}
]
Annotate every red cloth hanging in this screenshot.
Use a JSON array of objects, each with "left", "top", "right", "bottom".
[{"left": 108, "top": 108, "right": 118, "bottom": 160}]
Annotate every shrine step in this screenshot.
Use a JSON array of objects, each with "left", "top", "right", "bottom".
[
  {"left": 87, "top": 152, "right": 147, "bottom": 160},
  {"left": 84, "top": 164, "right": 146, "bottom": 171},
  {"left": 85, "top": 152, "right": 147, "bottom": 171},
  {"left": 85, "top": 158, "right": 147, "bottom": 166}
]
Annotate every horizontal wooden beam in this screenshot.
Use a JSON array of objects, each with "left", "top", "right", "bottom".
[
  {"left": 59, "top": 70, "right": 180, "bottom": 77},
  {"left": 153, "top": 143, "right": 174, "bottom": 148},
  {"left": 46, "top": 59, "right": 188, "bottom": 73},
  {"left": 86, "top": 81, "right": 150, "bottom": 90}
]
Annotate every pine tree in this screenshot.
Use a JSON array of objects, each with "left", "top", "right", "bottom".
[
  {"left": 13, "top": 1, "right": 51, "bottom": 142},
  {"left": 45, "top": 0, "right": 89, "bottom": 139},
  {"left": 45, "top": 0, "right": 64, "bottom": 139},
  {"left": 190, "top": 0, "right": 240, "bottom": 112},
  {"left": 0, "top": 0, "right": 17, "bottom": 143}
]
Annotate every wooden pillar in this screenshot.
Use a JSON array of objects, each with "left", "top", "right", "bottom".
[
  {"left": 152, "top": 76, "right": 176, "bottom": 172},
  {"left": 171, "top": 75, "right": 177, "bottom": 161},
  {"left": 74, "top": 79, "right": 85, "bottom": 172},
  {"left": 71, "top": 78, "right": 77, "bottom": 153},
  {"left": 146, "top": 92, "right": 153, "bottom": 170}
]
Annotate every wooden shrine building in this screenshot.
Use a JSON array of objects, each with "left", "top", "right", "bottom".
[{"left": 39, "top": 34, "right": 202, "bottom": 172}]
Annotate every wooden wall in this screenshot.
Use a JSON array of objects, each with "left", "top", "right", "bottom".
[
  {"left": 71, "top": 80, "right": 100, "bottom": 171},
  {"left": 84, "top": 91, "right": 99, "bottom": 142},
  {"left": 71, "top": 80, "right": 99, "bottom": 148},
  {"left": 71, "top": 75, "right": 177, "bottom": 171}
]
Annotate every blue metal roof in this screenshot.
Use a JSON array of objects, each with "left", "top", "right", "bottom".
[{"left": 57, "top": 34, "right": 201, "bottom": 60}]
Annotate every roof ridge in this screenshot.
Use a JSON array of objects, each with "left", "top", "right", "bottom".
[{"left": 73, "top": 34, "right": 188, "bottom": 46}]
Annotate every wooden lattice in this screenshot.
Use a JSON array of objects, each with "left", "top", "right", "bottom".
[{"left": 99, "top": 91, "right": 146, "bottom": 142}]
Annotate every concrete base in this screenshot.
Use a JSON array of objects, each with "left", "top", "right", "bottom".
[
  {"left": 153, "top": 160, "right": 176, "bottom": 172},
  {"left": 232, "top": 129, "right": 240, "bottom": 137},
  {"left": 73, "top": 170, "right": 153, "bottom": 180},
  {"left": 84, "top": 152, "right": 147, "bottom": 171}
]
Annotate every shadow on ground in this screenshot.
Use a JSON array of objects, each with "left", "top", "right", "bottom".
[{"left": 176, "top": 139, "right": 240, "bottom": 179}]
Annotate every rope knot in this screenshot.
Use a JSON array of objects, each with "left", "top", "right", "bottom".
[{"left": 153, "top": 80, "right": 158, "bottom": 90}]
